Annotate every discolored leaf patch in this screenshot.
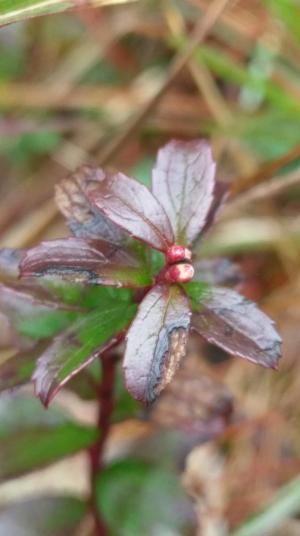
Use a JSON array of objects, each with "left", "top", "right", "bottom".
[
  {"left": 123, "top": 284, "right": 191, "bottom": 403},
  {"left": 88, "top": 170, "right": 174, "bottom": 251},
  {"left": 152, "top": 139, "right": 216, "bottom": 244},
  {"left": 20, "top": 237, "right": 151, "bottom": 288},
  {"left": 192, "top": 287, "right": 282, "bottom": 368},
  {"left": 55, "top": 166, "right": 127, "bottom": 243}
]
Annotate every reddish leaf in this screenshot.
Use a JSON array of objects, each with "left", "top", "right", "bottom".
[
  {"left": 152, "top": 139, "right": 216, "bottom": 245},
  {"left": 192, "top": 287, "right": 282, "bottom": 368},
  {"left": 20, "top": 237, "right": 151, "bottom": 288},
  {"left": 55, "top": 166, "right": 127, "bottom": 243},
  {"left": 33, "top": 302, "right": 136, "bottom": 406},
  {"left": 123, "top": 284, "right": 191, "bottom": 403},
  {"left": 193, "top": 257, "right": 241, "bottom": 285},
  {"left": 88, "top": 171, "right": 174, "bottom": 252}
]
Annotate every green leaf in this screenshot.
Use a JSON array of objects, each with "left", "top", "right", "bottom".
[
  {"left": 18, "top": 309, "right": 77, "bottom": 339},
  {"left": 0, "top": 343, "right": 47, "bottom": 393},
  {"left": 0, "top": 394, "right": 97, "bottom": 481},
  {"left": 0, "top": 284, "right": 78, "bottom": 340},
  {"left": 196, "top": 44, "right": 300, "bottom": 116},
  {"left": 182, "top": 281, "right": 211, "bottom": 310},
  {"left": 0, "top": 496, "right": 87, "bottom": 536},
  {"left": 96, "top": 459, "right": 194, "bottom": 536},
  {"left": 130, "top": 157, "right": 154, "bottom": 187},
  {"left": 231, "top": 474, "right": 300, "bottom": 536},
  {"left": 0, "top": 0, "right": 88, "bottom": 25},
  {"left": 33, "top": 301, "right": 137, "bottom": 405},
  {"left": 264, "top": 0, "right": 300, "bottom": 45}
]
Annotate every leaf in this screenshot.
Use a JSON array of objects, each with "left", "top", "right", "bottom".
[
  {"left": 33, "top": 301, "right": 137, "bottom": 406},
  {"left": 0, "top": 0, "right": 107, "bottom": 26},
  {"left": 55, "top": 166, "right": 127, "bottom": 243},
  {"left": 88, "top": 170, "right": 174, "bottom": 252},
  {"left": 0, "top": 284, "right": 77, "bottom": 340},
  {"left": 192, "top": 287, "right": 282, "bottom": 368},
  {"left": 0, "top": 393, "right": 97, "bottom": 480},
  {"left": 123, "top": 284, "right": 191, "bottom": 403},
  {"left": 20, "top": 237, "right": 152, "bottom": 288},
  {"left": 193, "top": 257, "right": 241, "bottom": 285},
  {"left": 0, "top": 496, "right": 86, "bottom": 536},
  {"left": 0, "top": 343, "right": 48, "bottom": 393},
  {"left": 152, "top": 139, "right": 216, "bottom": 244},
  {"left": 96, "top": 459, "right": 195, "bottom": 536}
]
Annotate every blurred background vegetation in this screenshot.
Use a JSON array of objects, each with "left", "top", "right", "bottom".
[{"left": 0, "top": 0, "right": 300, "bottom": 535}]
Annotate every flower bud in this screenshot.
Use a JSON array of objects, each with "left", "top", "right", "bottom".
[
  {"left": 164, "top": 263, "right": 194, "bottom": 283},
  {"left": 166, "top": 245, "right": 192, "bottom": 264}
]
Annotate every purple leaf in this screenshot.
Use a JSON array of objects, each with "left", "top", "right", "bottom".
[
  {"left": 33, "top": 302, "right": 136, "bottom": 406},
  {"left": 87, "top": 171, "right": 174, "bottom": 252},
  {"left": 55, "top": 166, "right": 127, "bottom": 243},
  {"left": 192, "top": 287, "right": 282, "bottom": 368},
  {"left": 20, "top": 237, "right": 152, "bottom": 288},
  {"left": 193, "top": 257, "right": 241, "bottom": 286},
  {"left": 152, "top": 139, "right": 216, "bottom": 244},
  {"left": 123, "top": 284, "right": 191, "bottom": 403}
]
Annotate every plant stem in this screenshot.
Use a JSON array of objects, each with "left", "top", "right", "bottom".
[{"left": 89, "top": 352, "right": 117, "bottom": 536}]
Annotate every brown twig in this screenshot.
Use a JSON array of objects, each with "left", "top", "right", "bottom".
[
  {"left": 89, "top": 353, "right": 117, "bottom": 536},
  {"left": 225, "top": 167, "right": 300, "bottom": 214},
  {"left": 231, "top": 143, "right": 300, "bottom": 197}
]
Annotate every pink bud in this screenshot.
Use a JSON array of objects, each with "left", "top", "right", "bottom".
[
  {"left": 164, "top": 263, "right": 194, "bottom": 283},
  {"left": 166, "top": 245, "right": 192, "bottom": 264}
]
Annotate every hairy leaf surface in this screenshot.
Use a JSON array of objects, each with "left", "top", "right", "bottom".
[
  {"left": 88, "top": 171, "right": 174, "bottom": 251},
  {"left": 152, "top": 139, "right": 216, "bottom": 244},
  {"left": 33, "top": 302, "right": 137, "bottom": 406},
  {"left": 20, "top": 237, "right": 151, "bottom": 288},
  {"left": 124, "top": 284, "right": 191, "bottom": 403},
  {"left": 192, "top": 287, "right": 282, "bottom": 368}
]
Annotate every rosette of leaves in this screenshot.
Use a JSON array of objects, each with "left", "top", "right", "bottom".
[{"left": 0, "top": 140, "right": 282, "bottom": 407}]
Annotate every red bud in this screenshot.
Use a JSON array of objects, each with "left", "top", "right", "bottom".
[
  {"left": 164, "top": 263, "right": 194, "bottom": 283},
  {"left": 166, "top": 245, "right": 192, "bottom": 264}
]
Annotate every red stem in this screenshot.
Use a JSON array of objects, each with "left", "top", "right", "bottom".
[{"left": 89, "top": 353, "right": 117, "bottom": 536}]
